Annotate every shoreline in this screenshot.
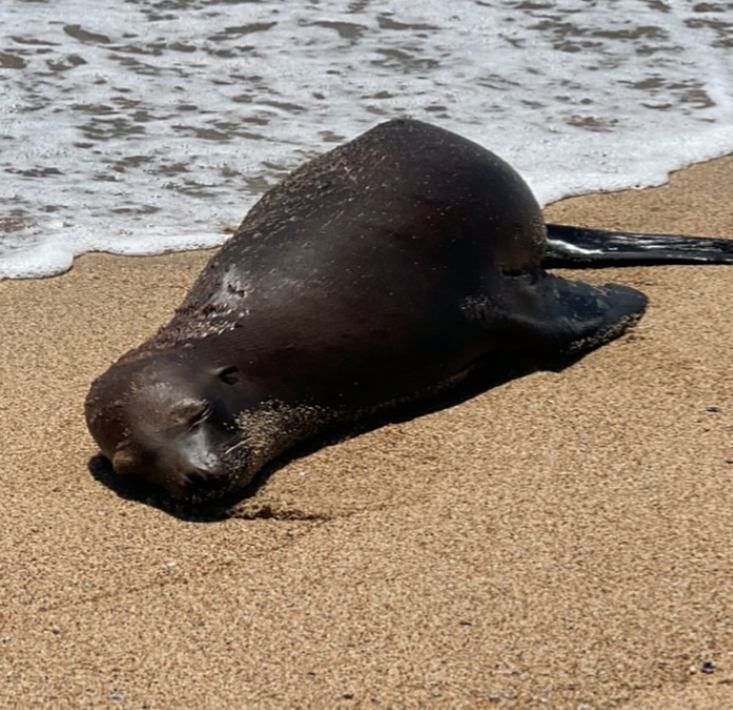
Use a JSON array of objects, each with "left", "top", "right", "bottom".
[{"left": 2, "top": 156, "right": 732, "bottom": 709}]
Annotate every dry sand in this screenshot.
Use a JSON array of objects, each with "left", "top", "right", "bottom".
[{"left": 2, "top": 156, "right": 732, "bottom": 709}]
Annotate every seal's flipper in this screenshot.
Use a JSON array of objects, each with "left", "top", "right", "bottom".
[
  {"left": 491, "top": 275, "right": 649, "bottom": 356},
  {"left": 543, "top": 276, "right": 648, "bottom": 354},
  {"left": 544, "top": 224, "right": 733, "bottom": 268}
]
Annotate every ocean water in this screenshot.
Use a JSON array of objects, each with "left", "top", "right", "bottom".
[{"left": 2, "top": 0, "right": 732, "bottom": 280}]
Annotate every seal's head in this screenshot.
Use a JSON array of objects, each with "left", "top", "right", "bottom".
[{"left": 85, "top": 350, "right": 254, "bottom": 501}]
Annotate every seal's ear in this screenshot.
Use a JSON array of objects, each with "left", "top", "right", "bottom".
[{"left": 216, "top": 366, "right": 240, "bottom": 385}]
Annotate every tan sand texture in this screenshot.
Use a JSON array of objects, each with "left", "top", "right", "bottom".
[{"left": 1, "top": 156, "right": 732, "bottom": 708}]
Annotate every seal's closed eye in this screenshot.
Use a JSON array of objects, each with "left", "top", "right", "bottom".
[{"left": 170, "top": 401, "right": 212, "bottom": 428}]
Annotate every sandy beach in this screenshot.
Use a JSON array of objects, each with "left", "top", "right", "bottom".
[{"left": 2, "top": 156, "right": 732, "bottom": 709}]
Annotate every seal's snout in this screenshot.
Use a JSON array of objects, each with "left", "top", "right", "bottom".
[
  {"left": 161, "top": 463, "right": 229, "bottom": 501},
  {"left": 111, "top": 449, "right": 140, "bottom": 477},
  {"left": 102, "top": 437, "right": 234, "bottom": 502},
  {"left": 110, "top": 442, "right": 228, "bottom": 500}
]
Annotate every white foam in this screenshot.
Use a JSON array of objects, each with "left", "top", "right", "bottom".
[{"left": 1, "top": 0, "right": 732, "bottom": 280}]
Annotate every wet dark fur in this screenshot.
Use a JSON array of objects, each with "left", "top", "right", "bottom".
[{"left": 85, "top": 119, "right": 733, "bottom": 509}]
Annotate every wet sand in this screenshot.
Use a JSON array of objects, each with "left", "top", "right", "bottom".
[{"left": 1, "top": 156, "right": 732, "bottom": 708}]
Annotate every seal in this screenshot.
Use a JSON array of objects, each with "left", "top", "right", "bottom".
[{"left": 85, "top": 119, "right": 733, "bottom": 504}]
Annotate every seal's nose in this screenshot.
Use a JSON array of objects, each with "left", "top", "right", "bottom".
[
  {"left": 112, "top": 444, "right": 227, "bottom": 500},
  {"left": 111, "top": 449, "right": 139, "bottom": 476}
]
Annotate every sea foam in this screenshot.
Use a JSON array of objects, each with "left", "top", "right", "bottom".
[{"left": 1, "top": 0, "right": 732, "bottom": 280}]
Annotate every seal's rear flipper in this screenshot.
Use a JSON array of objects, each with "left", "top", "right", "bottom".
[{"left": 544, "top": 224, "right": 733, "bottom": 268}]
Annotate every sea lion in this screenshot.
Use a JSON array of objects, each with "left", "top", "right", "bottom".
[{"left": 85, "top": 119, "right": 733, "bottom": 504}]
